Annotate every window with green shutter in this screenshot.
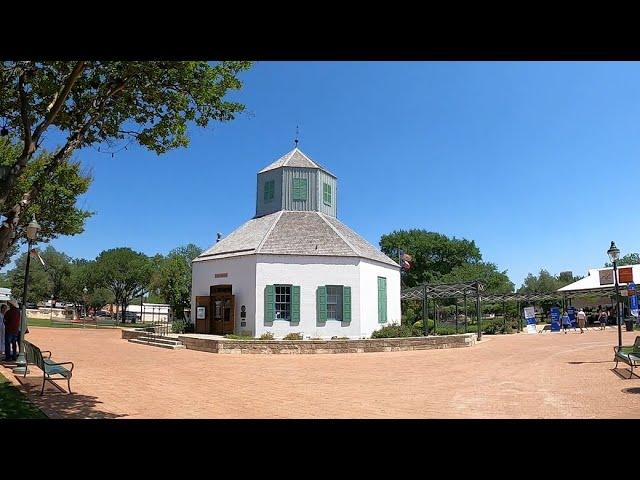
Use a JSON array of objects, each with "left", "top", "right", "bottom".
[
  {"left": 292, "top": 178, "right": 307, "bottom": 201},
  {"left": 264, "top": 285, "right": 275, "bottom": 323},
  {"left": 291, "top": 285, "right": 300, "bottom": 323},
  {"left": 326, "top": 285, "right": 343, "bottom": 321},
  {"left": 323, "top": 183, "right": 332, "bottom": 206},
  {"left": 274, "top": 285, "right": 291, "bottom": 320},
  {"left": 342, "top": 286, "right": 351, "bottom": 323},
  {"left": 377, "top": 277, "right": 387, "bottom": 323},
  {"left": 316, "top": 286, "right": 327, "bottom": 323},
  {"left": 264, "top": 180, "right": 275, "bottom": 203}
]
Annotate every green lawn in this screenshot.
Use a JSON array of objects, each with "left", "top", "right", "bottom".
[
  {"left": 26, "top": 317, "right": 123, "bottom": 329},
  {"left": 0, "top": 374, "right": 47, "bottom": 419}
]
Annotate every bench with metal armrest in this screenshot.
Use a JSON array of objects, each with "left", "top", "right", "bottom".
[
  {"left": 613, "top": 336, "right": 640, "bottom": 379},
  {"left": 23, "top": 340, "right": 74, "bottom": 395}
]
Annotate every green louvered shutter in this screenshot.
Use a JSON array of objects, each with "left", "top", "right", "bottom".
[
  {"left": 291, "top": 285, "right": 300, "bottom": 323},
  {"left": 264, "top": 285, "right": 275, "bottom": 322},
  {"left": 293, "top": 178, "right": 307, "bottom": 201},
  {"left": 377, "top": 277, "right": 387, "bottom": 323},
  {"left": 342, "top": 286, "right": 351, "bottom": 323},
  {"left": 317, "top": 286, "right": 327, "bottom": 323}
]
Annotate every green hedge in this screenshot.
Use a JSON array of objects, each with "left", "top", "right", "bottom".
[{"left": 371, "top": 324, "right": 423, "bottom": 338}]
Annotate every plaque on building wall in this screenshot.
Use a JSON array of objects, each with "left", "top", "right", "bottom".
[
  {"left": 599, "top": 269, "right": 614, "bottom": 285},
  {"left": 215, "top": 273, "right": 228, "bottom": 278},
  {"left": 196, "top": 306, "right": 206, "bottom": 319}
]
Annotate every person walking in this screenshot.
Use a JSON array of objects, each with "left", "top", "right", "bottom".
[
  {"left": 577, "top": 308, "right": 587, "bottom": 334},
  {"left": 0, "top": 304, "right": 6, "bottom": 356},
  {"left": 598, "top": 309, "right": 608, "bottom": 330},
  {"left": 561, "top": 310, "right": 572, "bottom": 334},
  {"left": 3, "top": 300, "right": 20, "bottom": 361}
]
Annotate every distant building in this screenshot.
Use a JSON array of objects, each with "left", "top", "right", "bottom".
[{"left": 192, "top": 147, "right": 401, "bottom": 339}]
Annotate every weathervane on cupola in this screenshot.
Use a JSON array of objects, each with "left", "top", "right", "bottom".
[{"left": 294, "top": 125, "right": 299, "bottom": 147}]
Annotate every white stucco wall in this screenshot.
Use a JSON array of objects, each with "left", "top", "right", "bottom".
[
  {"left": 359, "top": 259, "right": 401, "bottom": 337},
  {"left": 255, "top": 254, "right": 362, "bottom": 338},
  {"left": 191, "top": 255, "right": 257, "bottom": 335}
]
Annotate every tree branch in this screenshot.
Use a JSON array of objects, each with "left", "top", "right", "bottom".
[
  {"left": 31, "top": 61, "right": 86, "bottom": 143},
  {"left": 17, "top": 71, "right": 33, "bottom": 155}
]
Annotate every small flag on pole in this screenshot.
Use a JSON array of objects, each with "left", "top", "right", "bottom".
[
  {"left": 398, "top": 250, "right": 412, "bottom": 271},
  {"left": 30, "top": 248, "right": 46, "bottom": 268}
]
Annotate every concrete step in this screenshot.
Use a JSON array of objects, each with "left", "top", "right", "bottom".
[
  {"left": 135, "top": 336, "right": 183, "bottom": 346},
  {"left": 128, "top": 338, "right": 185, "bottom": 349}
]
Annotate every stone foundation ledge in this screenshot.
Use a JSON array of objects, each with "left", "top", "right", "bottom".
[{"left": 173, "top": 333, "right": 476, "bottom": 354}]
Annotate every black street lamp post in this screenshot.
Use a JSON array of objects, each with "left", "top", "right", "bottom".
[
  {"left": 13, "top": 215, "right": 41, "bottom": 375},
  {"left": 607, "top": 241, "right": 622, "bottom": 348}
]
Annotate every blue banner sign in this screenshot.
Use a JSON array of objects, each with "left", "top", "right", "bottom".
[
  {"left": 567, "top": 306, "right": 577, "bottom": 328},
  {"left": 628, "top": 282, "right": 638, "bottom": 318},
  {"left": 524, "top": 306, "right": 537, "bottom": 334},
  {"left": 550, "top": 307, "right": 561, "bottom": 332}
]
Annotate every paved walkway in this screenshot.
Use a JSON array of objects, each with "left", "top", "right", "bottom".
[{"left": 1, "top": 327, "right": 638, "bottom": 418}]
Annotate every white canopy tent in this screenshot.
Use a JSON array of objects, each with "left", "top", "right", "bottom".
[
  {"left": 0, "top": 287, "right": 11, "bottom": 302},
  {"left": 557, "top": 264, "right": 640, "bottom": 294}
]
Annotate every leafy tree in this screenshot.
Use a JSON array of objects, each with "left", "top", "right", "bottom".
[
  {"left": 62, "top": 258, "right": 93, "bottom": 307},
  {"left": 441, "top": 261, "right": 514, "bottom": 293},
  {"left": 0, "top": 271, "right": 9, "bottom": 288},
  {"left": 151, "top": 243, "right": 203, "bottom": 319},
  {"left": 605, "top": 252, "right": 640, "bottom": 267},
  {"left": 7, "top": 250, "right": 52, "bottom": 303},
  {"left": 0, "top": 138, "right": 92, "bottom": 267},
  {"left": 380, "top": 229, "right": 482, "bottom": 287},
  {"left": 518, "top": 269, "right": 582, "bottom": 294},
  {"left": 86, "top": 287, "right": 114, "bottom": 313},
  {"left": 93, "top": 247, "right": 151, "bottom": 322},
  {"left": 0, "top": 61, "right": 252, "bottom": 265}
]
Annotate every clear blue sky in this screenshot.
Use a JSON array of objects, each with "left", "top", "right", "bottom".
[{"left": 7, "top": 61, "right": 640, "bottom": 287}]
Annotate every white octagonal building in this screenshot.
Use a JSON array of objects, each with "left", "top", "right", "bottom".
[{"left": 191, "top": 147, "right": 400, "bottom": 339}]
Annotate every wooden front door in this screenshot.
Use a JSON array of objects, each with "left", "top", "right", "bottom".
[
  {"left": 195, "top": 296, "right": 211, "bottom": 334},
  {"left": 211, "top": 295, "right": 235, "bottom": 335}
]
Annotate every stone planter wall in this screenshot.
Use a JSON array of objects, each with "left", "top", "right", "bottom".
[{"left": 175, "top": 333, "right": 475, "bottom": 354}]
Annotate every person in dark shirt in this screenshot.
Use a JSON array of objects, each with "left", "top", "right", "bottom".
[{"left": 3, "top": 300, "right": 20, "bottom": 361}]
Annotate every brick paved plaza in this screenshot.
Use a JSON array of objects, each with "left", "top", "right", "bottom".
[{"left": 1, "top": 327, "right": 638, "bottom": 418}]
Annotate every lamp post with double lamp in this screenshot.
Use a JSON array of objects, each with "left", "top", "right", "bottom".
[
  {"left": 13, "top": 215, "right": 41, "bottom": 375},
  {"left": 607, "top": 241, "right": 623, "bottom": 348}
]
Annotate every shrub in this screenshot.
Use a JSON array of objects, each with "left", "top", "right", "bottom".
[
  {"left": 259, "top": 332, "right": 274, "bottom": 340},
  {"left": 331, "top": 336, "right": 350, "bottom": 340},
  {"left": 184, "top": 322, "right": 195, "bottom": 333},
  {"left": 413, "top": 319, "right": 434, "bottom": 332},
  {"left": 464, "top": 319, "right": 517, "bottom": 335},
  {"left": 172, "top": 320, "right": 186, "bottom": 334},
  {"left": 283, "top": 332, "right": 303, "bottom": 340},
  {"left": 371, "top": 323, "right": 422, "bottom": 338},
  {"left": 224, "top": 333, "right": 254, "bottom": 340}
]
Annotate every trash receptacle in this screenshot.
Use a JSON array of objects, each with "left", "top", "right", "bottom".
[{"left": 624, "top": 319, "right": 634, "bottom": 332}]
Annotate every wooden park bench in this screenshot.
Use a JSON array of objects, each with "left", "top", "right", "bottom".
[
  {"left": 23, "top": 340, "right": 74, "bottom": 395},
  {"left": 613, "top": 336, "right": 640, "bottom": 379}
]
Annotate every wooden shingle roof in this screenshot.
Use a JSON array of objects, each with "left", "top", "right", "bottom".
[
  {"left": 258, "top": 148, "right": 335, "bottom": 177},
  {"left": 195, "top": 211, "right": 397, "bottom": 267}
]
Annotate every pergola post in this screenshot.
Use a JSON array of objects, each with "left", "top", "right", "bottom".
[
  {"left": 476, "top": 283, "right": 482, "bottom": 341},
  {"left": 422, "top": 284, "right": 428, "bottom": 336},
  {"left": 464, "top": 293, "right": 468, "bottom": 333},
  {"left": 503, "top": 300, "right": 507, "bottom": 331},
  {"left": 433, "top": 300, "right": 438, "bottom": 335},
  {"left": 516, "top": 300, "right": 520, "bottom": 333},
  {"left": 455, "top": 301, "right": 459, "bottom": 334}
]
